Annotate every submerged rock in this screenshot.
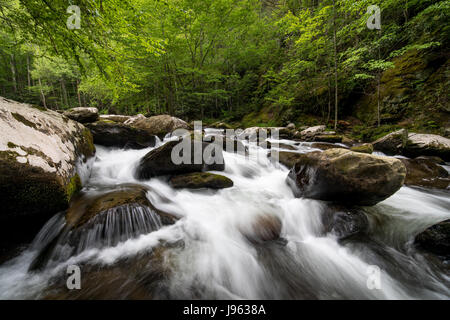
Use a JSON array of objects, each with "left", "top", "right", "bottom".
[
  {"left": 63, "top": 107, "right": 99, "bottom": 124},
  {"left": 372, "top": 129, "right": 408, "bottom": 155},
  {"left": 136, "top": 138, "right": 225, "bottom": 179},
  {"left": 322, "top": 205, "right": 369, "bottom": 240},
  {"left": 132, "top": 115, "right": 189, "bottom": 139},
  {"left": 350, "top": 143, "right": 374, "bottom": 154},
  {"left": 286, "top": 148, "right": 406, "bottom": 206},
  {"left": 169, "top": 172, "right": 233, "bottom": 189},
  {"left": 86, "top": 121, "right": 157, "bottom": 149},
  {"left": 415, "top": 220, "right": 450, "bottom": 260},
  {"left": 400, "top": 158, "right": 449, "bottom": 189},
  {"left": 404, "top": 133, "right": 450, "bottom": 161},
  {"left": 0, "top": 97, "right": 95, "bottom": 244},
  {"left": 241, "top": 214, "right": 282, "bottom": 244}
]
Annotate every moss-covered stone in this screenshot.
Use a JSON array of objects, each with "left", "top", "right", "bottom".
[
  {"left": 169, "top": 172, "right": 233, "bottom": 189},
  {"left": 350, "top": 143, "right": 374, "bottom": 154}
]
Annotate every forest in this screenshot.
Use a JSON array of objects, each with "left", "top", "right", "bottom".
[{"left": 0, "top": 0, "right": 449, "bottom": 139}]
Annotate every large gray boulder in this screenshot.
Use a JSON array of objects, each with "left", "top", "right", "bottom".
[
  {"left": 404, "top": 133, "right": 450, "bottom": 161},
  {"left": 287, "top": 148, "right": 406, "bottom": 206},
  {"left": 86, "top": 121, "right": 156, "bottom": 149},
  {"left": 132, "top": 115, "right": 189, "bottom": 139},
  {"left": 372, "top": 129, "right": 408, "bottom": 155},
  {"left": 136, "top": 138, "right": 225, "bottom": 179},
  {"left": 63, "top": 107, "right": 99, "bottom": 124},
  {"left": 0, "top": 97, "right": 95, "bottom": 243}
]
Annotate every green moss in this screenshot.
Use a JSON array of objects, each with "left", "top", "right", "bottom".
[
  {"left": 81, "top": 128, "right": 96, "bottom": 157},
  {"left": 7, "top": 142, "right": 18, "bottom": 148},
  {"left": 65, "top": 174, "right": 82, "bottom": 202},
  {"left": 30, "top": 104, "right": 47, "bottom": 111},
  {"left": 11, "top": 112, "right": 37, "bottom": 129}
]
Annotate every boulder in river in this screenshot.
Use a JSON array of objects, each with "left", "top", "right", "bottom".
[
  {"left": 399, "top": 158, "right": 449, "bottom": 189},
  {"left": 403, "top": 133, "right": 450, "bottom": 161},
  {"left": 372, "top": 129, "right": 408, "bottom": 155},
  {"left": 169, "top": 172, "right": 233, "bottom": 189},
  {"left": 99, "top": 114, "right": 131, "bottom": 123},
  {"left": 86, "top": 121, "right": 157, "bottom": 149},
  {"left": 124, "top": 113, "right": 146, "bottom": 126},
  {"left": 0, "top": 97, "right": 95, "bottom": 245},
  {"left": 240, "top": 214, "right": 282, "bottom": 244},
  {"left": 300, "top": 125, "right": 326, "bottom": 140},
  {"left": 132, "top": 115, "right": 190, "bottom": 139},
  {"left": 286, "top": 148, "right": 406, "bottom": 206},
  {"left": 136, "top": 138, "right": 225, "bottom": 179},
  {"left": 63, "top": 107, "right": 99, "bottom": 124},
  {"left": 415, "top": 220, "right": 450, "bottom": 260},
  {"left": 322, "top": 205, "right": 369, "bottom": 240},
  {"left": 350, "top": 143, "right": 374, "bottom": 154}
]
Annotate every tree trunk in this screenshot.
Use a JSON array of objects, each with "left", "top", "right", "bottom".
[
  {"left": 76, "top": 80, "right": 82, "bottom": 107},
  {"left": 26, "top": 54, "right": 31, "bottom": 88},
  {"left": 38, "top": 77, "right": 47, "bottom": 108},
  {"left": 10, "top": 53, "right": 17, "bottom": 94},
  {"left": 61, "top": 78, "right": 69, "bottom": 108},
  {"left": 332, "top": 0, "right": 338, "bottom": 131}
]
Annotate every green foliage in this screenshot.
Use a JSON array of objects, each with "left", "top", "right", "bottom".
[{"left": 0, "top": 0, "right": 447, "bottom": 132}]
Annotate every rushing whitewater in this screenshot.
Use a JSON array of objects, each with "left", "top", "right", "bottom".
[{"left": 0, "top": 133, "right": 449, "bottom": 299}]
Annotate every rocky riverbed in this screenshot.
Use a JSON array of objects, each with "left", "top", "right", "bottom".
[{"left": 0, "top": 98, "right": 449, "bottom": 299}]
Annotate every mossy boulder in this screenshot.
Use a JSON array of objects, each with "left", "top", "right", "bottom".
[
  {"left": 415, "top": 220, "right": 450, "bottom": 260},
  {"left": 66, "top": 184, "right": 177, "bottom": 228},
  {"left": 286, "top": 148, "right": 406, "bottom": 206},
  {"left": 136, "top": 138, "right": 225, "bottom": 179},
  {"left": 131, "top": 114, "right": 189, "bottom": 139},
  {"left": 400, "top": 158, "right": 449, "bottom": 189},
  {"left": 64, "top": 107, "right": 99, "bottom": 124},
  {"left": 86, "top": 121, "right": 157, "bottom": 150},
  {"left": 313, "top": 134, "right": 343, "bottom": 143},
  {"left": 0, "top": 97, "right": 95, "bottom": 245},
  {"left": 169, "top": 172, "right": 233, "bottom": 189},
  {"left": 350, "top": 143, "right": 374, "bottom": 154},
  {"left": 29, "top": 184, "right": 179, "bottom": 271}
]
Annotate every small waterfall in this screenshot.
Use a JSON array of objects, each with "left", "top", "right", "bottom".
[{"left": 29, "top": 204, "right": 163, "bottom": 271}]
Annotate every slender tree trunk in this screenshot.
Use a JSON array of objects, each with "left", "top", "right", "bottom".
[
  {"left": 332, "top": 0, "right": 338, "bottom": 131},
  {"left": 377, "top": 29, "right": 382, "bottom": 127},
  {"left": 76, "top": 80, "right": 82, "bottom": 107},
  {"left": 61, "top": 78, "right": 69, "bottom": 108},
  {"left": 327, "top": 74, "right": 331, "bottom": 124},
  {"left": 10, "top": 53, "right": 17, "bottom": 94},
  {"left": 38, "top": 77, "right": 47, "bottom": 108},
  {"left": 26, "top": 54, "right": 31, "bottom": 88}
]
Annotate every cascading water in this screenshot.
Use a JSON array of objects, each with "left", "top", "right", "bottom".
[{"left": 0, "top": 133, "right": 449, "bottom": 299}]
